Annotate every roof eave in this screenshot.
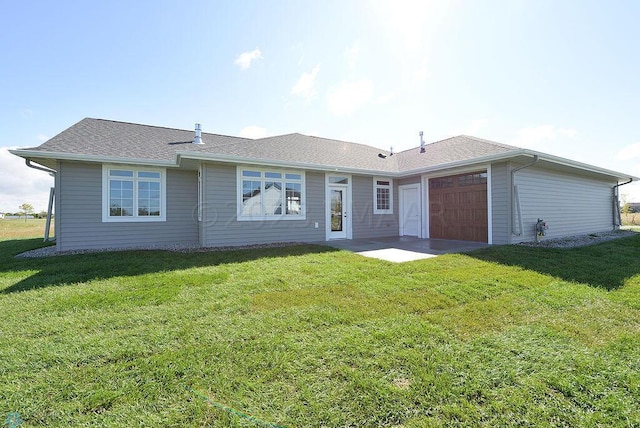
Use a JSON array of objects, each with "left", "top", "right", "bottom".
[
  {"left": 10, "top": 147, "right": 638, "bottom": 183},
  {"left": 9, "top": 149, "right": 176, "bottom": 168},
  {"left": 9, "top": 149, "right": 399, "bottom": 175},
  {"left": 397, "top": 149, "right": 638, "bottom": 182},
  {"left": 522, "top": 149, "right": 640, "bottom": 181},
  {"left": 175, "top": 151, "right": 398, "bottom": 176}
]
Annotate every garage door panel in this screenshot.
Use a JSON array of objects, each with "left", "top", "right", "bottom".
[{"left": 429, "top": 171, "right": 488, "bottom": 242}]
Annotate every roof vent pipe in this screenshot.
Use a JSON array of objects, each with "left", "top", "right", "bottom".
[
  {"left": 419, "top": 131, "right": 425, "bottom": 153},
  {"left": 193, "top": 123, "right": 204, "bottom": 145}
]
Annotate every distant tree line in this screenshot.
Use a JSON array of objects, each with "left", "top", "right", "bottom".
[
  {"left": 1, "top": 211, "right": 51, "bottom": 218},
  {"left": 0, "top": 203, "right": 51, "bottom": 220}
]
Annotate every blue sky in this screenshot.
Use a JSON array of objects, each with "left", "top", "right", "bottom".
[{"left": 1, "top": 0, "right": 640, "bottom": 211}]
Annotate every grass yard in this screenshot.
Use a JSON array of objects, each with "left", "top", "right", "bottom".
[
  {"left": 0, "top": 218, "right": 52, "bottom": 240},
  {"left": 622, "top": 213, "right": 640, "bottom": 226},
  {"left": 0, "top": 226, "right": 639, "bottom": 426}
]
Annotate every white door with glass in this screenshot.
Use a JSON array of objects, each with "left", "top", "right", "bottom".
[
  {"left": 400, "top": 185, "right": 420, "bottom": 237},
  {"left": 329, "top": 185, "right": 348, "bottom": 239}
]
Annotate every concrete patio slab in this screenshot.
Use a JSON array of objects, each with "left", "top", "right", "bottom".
[
  {"left": 320, "top": 236, "right": 490, "bottom": 263},
  {"left": 357, "top": 248, "right": 439, "bottom": 262}
]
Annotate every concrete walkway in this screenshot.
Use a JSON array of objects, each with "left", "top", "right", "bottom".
[{"left": 320, "top": 236, "right": 490, "bottom": 263}]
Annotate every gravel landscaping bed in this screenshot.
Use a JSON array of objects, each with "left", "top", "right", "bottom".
[
  {"left": 15, "top": 242, "right": 303, "bottom": 259},
  {"left": 518, "top": 229, "right": 637, "bottom": 248},
  {"left": 15, "top": 230, "right": 638, "bottom": 258}
]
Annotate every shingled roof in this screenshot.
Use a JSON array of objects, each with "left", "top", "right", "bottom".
[
  {"left": 18, "top": 118, "right": 525, "bottom": 174},
  {"left": 25, "top": 118, "right": 254, "bottom": 163},
  {"left": 13, "top": 117, "right": 638, "bottom": 182}
]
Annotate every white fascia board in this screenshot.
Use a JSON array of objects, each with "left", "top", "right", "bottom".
[
  {"left": 175, "top": 151, "right": 395, "bottom": 176},
  {"left": 521, "top": 149, "right": 639, "bottom": 182},
  {"left": 9, "top": 149, "right": 177, "bottom": 168},
  {"left": 13, "top": 149, "right": 394, "bottom": 175},
  {"left": 397, "top": 149, "right": 638, "bottom": 182},
  {"left": 12, "top": 147, "right": 636, "bottom": 183}
]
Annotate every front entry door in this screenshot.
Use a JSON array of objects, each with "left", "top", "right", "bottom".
[
  {"left": 400, "top": 185, "right": 420, "bottom": 237},
  {"left": 329, "top": 185, "right": 348, "bottom": 239}
]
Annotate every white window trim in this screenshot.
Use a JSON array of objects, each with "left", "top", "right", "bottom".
[
  {"left": 236, "top": 166, "right": 306, "bottom": 221},
  {"left": 373, "top": 177, "right": 394, "bottom": 214},
  {"left": 102, "top": 164, "right": 167, "bottom": 222}
]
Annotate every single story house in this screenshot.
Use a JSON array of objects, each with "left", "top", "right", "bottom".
[
  {"left": 625, "top": 202, "right": 640, "bottom": 213},
  {"left": 10, "top": 118, "right": 637, "bottom": 252}
]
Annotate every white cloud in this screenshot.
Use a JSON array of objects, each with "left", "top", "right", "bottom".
[
  {"left": 37, "top": 134, "right": 48, "bottom": 142},
  {"left": 372, "top": 1, "right": 437, "bottom": 53},
  {"left": 345, "top": 41, "right": 360, "bottom": 71},
  {"left": 293, "top": 42, "right": 305, "bottom": 66},
  {"left": 512, "top": 125, "right": 557, "bottom": 148},
  {"left": 630, "top": 163, "right": 640, "bottom": 177},
  {"left": 0, "top": 147, "right": 54, "bottom": 213},
  {"left": 413, "top": 57, "right": 429, "bottom": 82},
  {"left": 512, "top": 125, "right": 579, "bottom": 150},
  {"left": 465, "top": 118, "right": 489, "bottom": 135},
  {"left": 507, "top": 125, "right": 604, "bottom": 168},
  {"left": 370, "top": 1, "right": 451, "bottom": 65},
  {"left": 559, "top": 128, "right": 578, "bottom": 139},
  {"left": 621, "top": 179, "right": 640, "bottom": 203},
  {"left": 291, "top": 65, "right": 320, "bottom": 100},
  {"left": 446, "top": 118, "right": 489, "bottom": 138},
  {"left": 617, "top": 142, "right": 640, "bottom": 160},
  {"left": 234, "top": 48, "right": 263, "bottom": 70},
  {"left": 326, "top": 78, "right": 374, "bottom": 116},
  {"left": 376, "top": 91, "right": 397, "bottom": 104},
  {"left": 367, "top": 1, "right": 451, "bottom": 93},
  {"left": 239, "top": 126, "right": 268, "bottom": 139}
]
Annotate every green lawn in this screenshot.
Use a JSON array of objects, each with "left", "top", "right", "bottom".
[
  {"left": 0, "top": 219, "right": 52, "bottom": 240},
  {"left": 0, "top": 229, "right": 639, "bottom": 427}
]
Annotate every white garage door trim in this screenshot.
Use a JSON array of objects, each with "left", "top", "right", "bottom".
[{"left": 421, "top": 164, "right": 493, "bottom": 244}]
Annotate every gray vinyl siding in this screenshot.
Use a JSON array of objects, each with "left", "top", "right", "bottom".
[
  {"left": 201, "top": 163, "right": 324, "bottom": 246},
  {"left": 352, "top": 175, "right": 399, "bottom": 239},
  {"left": 57, "top": 162, "right": 198, "bottom": 250},
  {"left": 490, "top": 162, "right": 510, "bottom": 245},
  {"left": 511, "top": 165, "right": 615, "bottom": 244}
]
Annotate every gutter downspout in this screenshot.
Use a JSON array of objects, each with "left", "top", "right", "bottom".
[
  {"left": 613, "top": 178, "right": 633, "bottom": 229},
  {"left": 26, "top": 159, "right": 56, "bottom": 175},
  {"left": 25, "top": 159, "right": 57, "bottom": 242},
  {"left": 511, "top": 155, "right": 539, "bottom": 237}
]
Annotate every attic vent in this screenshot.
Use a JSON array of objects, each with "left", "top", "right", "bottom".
[
  {"left": 419, "top": 131, "right": 425, "bottom": 153},
  {"left": 193, "top": 123, "right": 204, "bottom": 145}
]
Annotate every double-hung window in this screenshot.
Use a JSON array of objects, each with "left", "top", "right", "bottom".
[
  {"left": 373, "top": 177, "right": 393, "bottom": 214},
  {"left": 102, "top": 165, "right": 166, "bottom": 222},
  {"left": 237, "top": 167, "right": 305, "bottom": 220}
]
